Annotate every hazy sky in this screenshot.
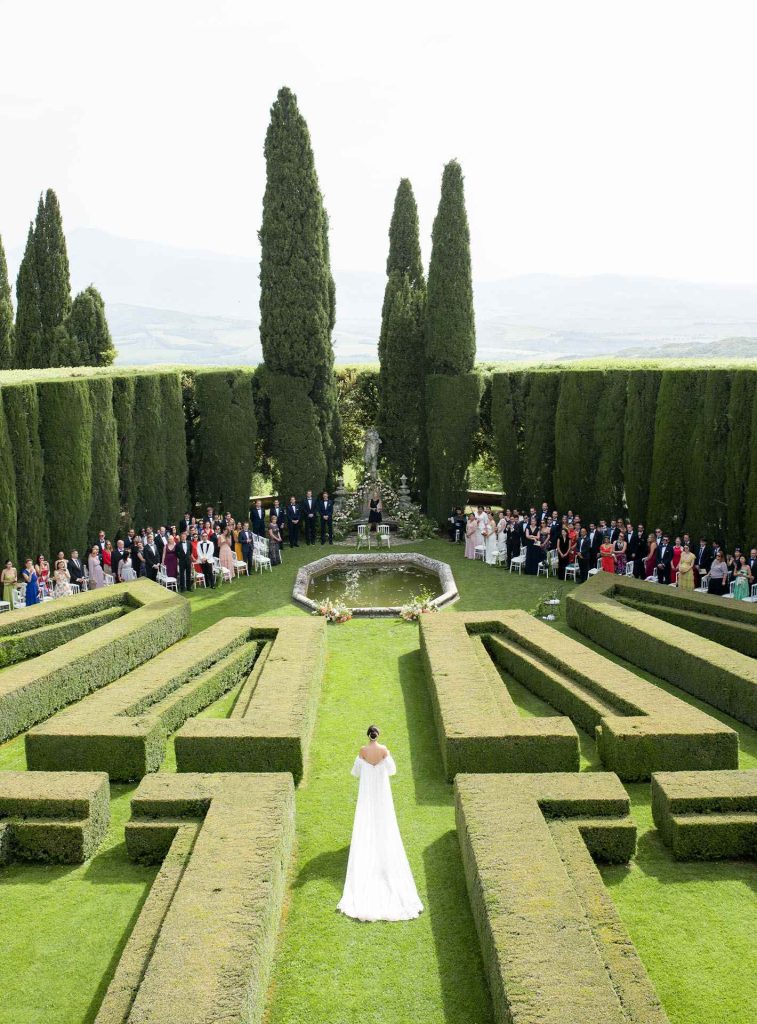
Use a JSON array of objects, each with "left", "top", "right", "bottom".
[{"left": 2, "top": 1, "right": 756, "bottom": 284}]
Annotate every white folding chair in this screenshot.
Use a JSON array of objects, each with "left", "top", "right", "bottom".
[
  {"left": 69, "top": 584, "right": 81, "bottom": 595},
  {"left": 697, "top": 573, "right": 710, "bottom": 593},
  {"left": 213, "top": 557, "right": 232, "bottom": 584},
  {"left": 0, "top": 600, "right": 10, "bottom": 613},
  {"left": 12, "top": 585, "right": 26, "bottom": 609},
  {"left": 103, "top": 573, "right": 115, "bottom": 587},
  {"left": 156, "top": 566, "right": 178, "bottom": 592},
  {"left": 625, "top": 561, "right": 635, "bottom": 577},
  {"left": 356, "top": 524, "right": 371, "bottom": 550},
  {"left": 509, "top": 552, "right": 526, "bottom": 574},
  {"left": 253, "top": 539, "right": 272, "bottom": 573},
  {"left": 234, "top": 559, "right": 249, "bottom": 578},
  {"left": 193, "top": 567, "right": 207, "bottom": 588},
  {"left": 377, "top": 524, "right": 391, "bottom": 548},
  {"left": 564, "top": 562, "right": 579, "bottom": 582},
  {"left": 474, "top": 545, "right": 487, "bottom": 562},
  {"left": 588, "top": 558, "right": 602, "bottom": 579}
]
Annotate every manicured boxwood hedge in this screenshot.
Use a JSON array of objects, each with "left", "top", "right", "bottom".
[
  {"left": 651, "top": 769, "right": 757, "bottom": 861},
  {"left": 26, "top": 619, "right": 261, "bottom": 780},
  {"left": 419, "top": 612, "right": 579, "bottom": 780},
  {"left": 567, "top": 573, "right": 757, "bottom": 727},
  {"left": 0, "top": 580, "right": 189, "bottom": 742},
  {"left": 174, "top": 616, "right": 326, "bottom": 784},
  {"left": 455, "top": 772, "right": 668, "bottom": 1024},
  {"left": 0, "top": 605, "right": 126, "bottom": 668},
  {"left": 0, "top": 770, "right": 110, "bottom": 864},
  {"left": 95, "top": 772, "right": 294, "bottom": 1024}
]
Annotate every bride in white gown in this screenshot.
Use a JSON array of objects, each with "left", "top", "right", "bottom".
[{"left": 337, "top": 725, "right": 423, "bottom": 922}]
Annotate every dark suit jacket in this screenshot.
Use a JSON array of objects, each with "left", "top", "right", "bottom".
[
  {"left": 269, "top": 505, "right": 283, "bottom": 524},
  {"left": 251, "top": 509, "right": 267, "bottom": 537},
  {"left": 143, "top": 543, "right": 160, "bottom": 572},
  {"left": 285, "top": 504, "right": 301, "bottom": 527},
  {"left": 302, "top": 497, "right": 317, "bottom": 520},
  {"left": 578, "top": 536, "right": 593, "bottom": 561},
  {"left": 317, "top": 499, "right": 334, "bottom": 519},
  {"left": 238, "top": 530, "right": 253, "bottom": 554},
  {"left": 656, "top": 545, "right": 674, "bottom": 568},
  {"left": 67, "top": 558, "right": 86, "bottom": 583},
  {"left": 111, "top": 549, "right": 126, "bottom": 580},
  {"left": 695, "top": 545, "right": 713, "bottom": 572},
  {"left": 176, "top": 540, "right": 193, "bottom": 568}
]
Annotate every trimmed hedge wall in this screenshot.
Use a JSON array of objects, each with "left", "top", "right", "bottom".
[
  {"left": 454, "top": 772, "right": 669, "bottom": 1024},
  {"left": 0, "top": 580, "right": 189, "bottom": 742},
  {"left": 2, "top": 381, "right": 49, "bottom": 559},
  {"left": 94, "top": 772, "right": 294, "bottom": 1024},
  {"left": 567, "top": 573, "right": 757, "bottom": 728},
  {"left": 174, "top": 616, "right": 326, "bottom": 784},
  {"left": 0, "top": 605, "right": 126, "bottom": 668},
  {"left": 419, "top": 612, "right": 579, "bottom": 780},
  {"left": 425, "top": 372, "right": 480, "bottom": 522},
  {"left": 651, "top": 770, "right": 757, "bottom": 860},
  {"left": 27, "top": 619, "right": 261, "bottom": 780},
  {"left": 0, "top": 770, "right": 110, "bottom": 864}
]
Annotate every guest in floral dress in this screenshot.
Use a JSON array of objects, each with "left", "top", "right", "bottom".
[
  {"left": 52, "top": 559, "right": 72, "bottom": 597},
  {"left": 676, "top": 544, "right": 696, "bottom": 590},
  {"left": 613, "top": 529, "right": 627, "bottom": 575},
  {"left": 218, "top": 529, "right": 236, "bottom": 577},
  {"left": 268, "top": 517, "right": 282, "bottom": 567}
]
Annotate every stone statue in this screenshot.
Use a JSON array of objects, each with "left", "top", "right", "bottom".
[{"left": 363, "top": 427, "right": 382, "bottom": 480}]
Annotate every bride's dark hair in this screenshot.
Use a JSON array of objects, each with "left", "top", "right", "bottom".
[{"left": 367, "top": 724, "right": 380, "bottom": 740}]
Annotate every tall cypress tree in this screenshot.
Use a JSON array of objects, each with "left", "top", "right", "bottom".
[
  {"left": 2, "top": 383, "right": 49, "bottom": 560},
  {"left": 491, "top": 371, "right": 524, "bottom": 505},
  {"left": 68, "top": 286, "right": 116, "bottom": 366},
  {"left": 0, "top": 393, "right": 17, "bottom": 563},
  {"left": 14, "top": 224, "right": 43, "bottom": 369},
  {"left": 87, "top": 378, "right": 120, "bottom": 540},
  {"left": 378, "top": 179, "right": 427, "bottom": 485},
  {"left": 0, "top": 237, "right": 13, "bottom": 369},
  {"left": 259, "top": 86, "right": 340, "bottom": 496},
  {"left": 35, "top": 190, "right": 72, "bottom": 365},
  {"left": 623, "top": 369, "right": 661, "bottom": 526}
]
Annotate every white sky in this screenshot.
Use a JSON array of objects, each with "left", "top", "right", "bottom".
[{"left": 1, "top": 0, "right": 756, "bottom": 284}]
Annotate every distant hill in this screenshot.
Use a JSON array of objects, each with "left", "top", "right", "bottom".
[
  {"left": 612, "top": 337, "right": 757, "bottom": 359},
  {"left": 10, "top": 228, "right": 757, "bottom": 365}
]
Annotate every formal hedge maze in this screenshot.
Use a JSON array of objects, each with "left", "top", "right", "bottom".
[
  {"left": 421, "top": 610, "right": 738, "bottom": 780},
  {"left": 652, "top": 769, "right": 757, "bottom": 860},
  {"left": 567, "top": 572, "right": 757, "bottom": 727}
]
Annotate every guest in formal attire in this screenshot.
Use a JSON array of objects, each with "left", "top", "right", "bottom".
[
  {"left": 318, "top": 491, "right": 334, "bottom": 545},
  {"left": 671, "top": 537, "right": 683, "bottom": 584},
  {"left": 268, "top": 516, "right": 283, "bottom": 566},
  {"left": 162, "top": 533, "right": 179, "bottom": 582},
  {"left": 749, "top": 548, "right": 757, "bottom": 583},
  {"left": 22, "top": 559, "right": 40, "bottom": 605},
  {"left": 237, "top": 522, "right": 253, "bottom": 572},
  {"left": 88, "top": 546, "right": 105, "bottom": 589},
  {"left": 52, "top": 559, "right": 72, "bottom": 597},
  {"left": 576, "top": 528, "right": 593, "bottom": 582},
  {"left": 118, "top": 552, "right": 136, "bottom": 582},
  {"left": 644, "top": 533, "right": 658, "bottom": 579},
  {"left": 133, "top": 541, "right": 146, "bottom": 578},
  {"left": 66, "top": 550, "right": 86, "bottom": 590},
  {"left": 142, "top": 532, "right": 160, "bottom": 582},
  {"left": 286, "top": 497, "right": 301, "bottom": 548},
  {"left": 676, "top": 543, "right": 696, "bottom": 590},
  {"left": 448, "top": 508, "right": 466, "bottom": 542},
  {"left": 524, "top": 517, "right": 544, "bottom": 575},
  {"left": 484, "top": 517, "right": 498, "bottom": 564},
  {"left": 175, "top": 531, "right": 193, "bottom": 591},
  {"left": 368, "top": 490, "right": 382, "bottom": 533},
  {"left": 656, "top": 535, "right": 673, "bottom": 584},
  {"left": 197, "top": 532, "right": 215, "bottom": 589},
  {"left": 102, "top": 541, "right": 113, "bottom": 577},
  {"left": 556, "top": 527, "right": 572, "bottom": 580},
  {"left": 733, "top": 556, "right": 752, "bottom": 601},
  {"left": 219, "top": 528, "right": 236, "bottom": 578},
  {"left": 496, "top": 512, "right": 508, "bottom": 556},
  {"left": 251, "top": 500, "right": 267, "bottom": 539},
  {"left": 36, "top": 555, "right": 50, "bottom": 595},
  {"left": 707, "top": 550, "right": 729, "bottom": 596},
  {"left": 695, "top": 538, "right": 714, "bottom": 581},
  {"left": 302, "top": 490, "right": 317, "bottom": 545},
  {"left": 111, "top": 540, "right": 126, "bottom": 582},
  {"left": 464, "top": 513, "right": 477, "bottom": 559},
  {"left": 600, "top": 537, "right": 616, "bottom": 573},
  {"left": 2, "top": 561, "right": 17, "bottom": 606},
  {"left": 613, "top": 528, "right": 627, "bottom": 575},
  {"left": 506, "top": 516, "right": 522, "bottom": 564}
]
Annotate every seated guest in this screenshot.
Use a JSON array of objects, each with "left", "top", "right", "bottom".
[
  {"left": 22, "top": 559, "right": 40, "bottom": 605},
  {"left": 88, "top": 546, "right": 106, "bottom": 589},
  {"left": 707, "top": 550, "right": 729, "bottom": 596}
]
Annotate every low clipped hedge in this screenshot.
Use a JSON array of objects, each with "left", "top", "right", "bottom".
[
  {"left": 0, "top": 580, "right": 189, "bottom": 742},
  {"left": 95, "top": 772, "right": 294, "bottom": 1024},
  {"left": 26, "top": 619, "right": 260, "bottom": 780},
  {"left": 617, "top": 596, "right": 757, "bottom": 658},
  {"left": 651, "top": 769, "right": 757, "bottom": 860},
  {"left": 455, "top": 772, "right": 668, "bottom": 1024},
  {"left": 0, "top": 770, "right": 110, "bottom": 864},
  {"left": 567, "top": 573, "right": 757, "bottom": 728},
  {"left": 419, "top": 613, "right": 579, "bottom": 780},
  {"left": 174, "top": 617, "right": 326, "bottom": 784},
  {"left": 479, "top": 609, "right": 737, "bottom": 781},
  {"left": 0, "top": 605, "right": 126, "bottom": 668}
]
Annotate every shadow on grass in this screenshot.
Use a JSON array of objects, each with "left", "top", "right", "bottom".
[
  {"left": 293, "top": 845, "right": 350, "bottom": 895},
  {"left": 81, "top": 891, "right": 153, "bottom": 1024},
  {"left": 397, "top": 650, "right": 453, "bottom": 807},
  {"left": 423, "top": 831, "right": 495, "bottom": 1024}
]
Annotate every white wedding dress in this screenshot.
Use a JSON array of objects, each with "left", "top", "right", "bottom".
[{"left": 337, "top": 754, "right": 423, "bottom": 922}]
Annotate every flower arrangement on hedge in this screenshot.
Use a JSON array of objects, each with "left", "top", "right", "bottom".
[
  {"left": 333, "top": 474, "right": 437, "bottom": 540},
  {"left": 399, "top": 588, "right": 438, "bottom": 622},
  {"left": 312, "top": 599, "right": 352, "bottom": 624}
]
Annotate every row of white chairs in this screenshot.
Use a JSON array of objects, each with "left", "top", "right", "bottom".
[{"left": 356, "top": 524, "right": 391, "bottom": 549}]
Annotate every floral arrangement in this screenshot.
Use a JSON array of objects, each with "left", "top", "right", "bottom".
[
  {"left": 399, "top": 588, "right": 438, "bottom": 622},
  {"left": 333, "top": 474, "right": 437, "bottom": 541},
  {"left": 312, "top": 599, "right": 352, "bottom": 624},
  {"left": 532, "top": 590, "right": 561, "bottom": 622}
]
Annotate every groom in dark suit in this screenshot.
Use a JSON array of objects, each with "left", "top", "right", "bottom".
[
  {"left": 318, "top": 490, "right": 334, "bottom": 545},
  {"left": 302, "top": 490, "right": 317, "bottom": 545}
]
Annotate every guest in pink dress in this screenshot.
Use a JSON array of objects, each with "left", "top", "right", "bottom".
[{"left": 464, "top": 513, "right": 478, "bottom": 559}]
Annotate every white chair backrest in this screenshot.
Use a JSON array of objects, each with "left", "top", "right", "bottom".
[
  {"left": 378, "top": 524, "right": 390, "bottom": 535},
  {"left": 357, "top": 524, "right": 367, "bottom": 536}
]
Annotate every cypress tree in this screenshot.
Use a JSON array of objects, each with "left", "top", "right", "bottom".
[
  {"left": 425, "top": 160, "right": 475, "bottom": 374},
  {"left": 39, "top": 380, "right": 93, "bottom": 555},
  {"left": 0, "top": 393, "right": 17, "bottom": 563},
  {"left": 133, "top": 375, "right": 166, "bottom": 527},
  {"left": 112, "top": 375, "right": 137, "bottom": 528},
  {"left": 0, "top": 237, "right": 13, "bottom": 369},
  {"left": 647, "top": 370, "right": 701, "bottom": 533},
  {"left": 622, "top": 369, "right": 661, "bottom": 525},
  {"left": 593, "top": 370, "right": 628, "bottom": 517},
  {"left": 192, "top": 370, "right": 257, "bottom": 515},
  {"left": 724, "top": 369, "right": 756, "bottom": 547},
  {"left": 425, "top": 373, "right": 480, "bottom": 522},
  {"left": 14, "top": 224, "right": 43, "bottom": 369},
  {"left": 742, "top": 382, "right": 757, "bottom": 545},
  {"left": 520, "top": 371, "right": 561, "bottom": 508},
  {"left": 68, "top": 286, "right": 116, "bottom": 366},
  {"left": 378, "top": 179, "right": 425, "bottom": 366},
  {"left": 491, "top": 371, "right": 524, "bottom": 505},
  {"left": 87, "top": 378, "right": 120, "bottom": 540},
  {"left": 686, "top": 370, "right": 731, "bottom": 542},
  {"left": 259, "top": 86, "right": 339, "bottom": 495},
  {"left": 160, "top": 373, "right": 189, "bottom": 521},
  {"left": 553, "top": 371, "right": 604, "bottom": 517},
  {"left": 35, "top": 190, "right": 72, "bottom": 365},
  {"left": 269, "top": 374, "right": 327, "bottom": 499},
  {"left": 2, "top": 383, "right": 49, "bottom": 560}
]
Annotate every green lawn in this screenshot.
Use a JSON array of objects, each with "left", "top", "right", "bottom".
[{"left": 0, "top": 539, "right": 755, "bottom": 1024}]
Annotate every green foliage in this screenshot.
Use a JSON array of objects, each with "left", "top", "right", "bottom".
[
  {"left": 593, "top": 370, "right": 628, "bottom": 515},
  {"left": 38, "top": 379, "right": 92, "bottom": 556},
  {"left": 623, "top": 369, "right": 661, "bottom": 524},
  {"left": 335, "top": 366, "right": 380, "bottom": 471},
  {"left": 426, "top": 161, "right": 475, "bottom": 374},
  {"left": 553, "top": 371, "right": 604, "bottom": 517},
  {"left": 1, "top": 382, "right": 48, "bottom": 561},
  {"left": 647, "top": 371, "right": 702, "bottom": 532},
  {"left": 87, "top": 377, "right": 120, "bottom": 540},
  {"left": 744, "top": 383, "right": 757, "bottom": 546},
  {"left": 379, "top": 177, "right": 425, "bottom": 367},
  {"left": 519, "top": 371, "right": 561, "bottom": 508},
  {"left": 267, "top": 372, "right": 327, "bottom": 499},
  {"left": 491, "top": 371, "right": 523, "bottom": 504},
  {"left": 191, "top": 369, "right": 257, "bottom": 514},
  {"left": 0, "top": 396, "right": 17, "bottom": 563},
  {"left": 68, "top": 286, "right": 115, "bottom": 366},
  {"left": 112, "top": 374, "right": 137, "bottom": 527},
  {"left": 160, "top": 372, "right": 189, "bottom": 520},
  {"left": 0, "top": 606, "right": 124, "bottom": 669},
  {"left": 13, "top": 225, "right": 43, "bottom": 369},
  {"left": 133, "top": 375, "right": 166, "bottom": 527},
  {"left": 725, "top": 370, "right": 756, "bottom": 547},
  {"left": 686, "top": 370, "right": 731, "bottom": 541},
  {"left": 425, "top": 372, "right": 480, "bottom": 521},
  {"left": 0, "top": 236, "right": 14, "bottom": 369},
  {"left": 34, "top": 191, "right": 72, "bottom": 364},
  {"left": 651, "top": 771, "right": 757, "bottom": 860}
]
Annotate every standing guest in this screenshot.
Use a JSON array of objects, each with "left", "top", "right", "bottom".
[
  {"left": 600, "top": 535, "right": 616, "bottom": 573},
  {"left": 22, "top": 559, "right": 40, "bottom": 605},
  {"left": 318, "top": 491, "right": 334, "bottom": 545},
  {"left": 733, "top": 556, "right": 752, "bottom": 601},
  {"left": 94, "top": 530, "right": 107, "bottom": 561},
  {"left": 36, "top": 555, "right": 50, "bottom": 595},
  {"left": 286, "top": 497, "right": 301, "bottom": 548},
  {"left": 239, "top": 522, "right": 254, "bottom": 573},
  {"left": 88, "top": 546, "right": 105, "bottom": 589},
  {"left": 232, "top": 522, "right": 244, "bottom": 563},
  {"left": 695, "top": 538, "right": 714, "bottom": 579},
  {"left": 133, "top": 540, "right": 146, "bottom": 578},
  {"left": 576, "top": 528, "right": 593, "bottom": 583},
  {"left": 268, "top": 516, "right": 283, "bottom": 566},
  {"left": 181, "top": 512, "right": 192, "bottom": 535},
  {"left": 102, "top": 541, "right": 113, "bottom": 577},
  {"left": 484, "top": 517, "right": 499, "bottom": 565},
  {"left": 112, "top": 540, "right": 126, "bottom": 582},
  {"left": 677, "top": 543, "right": 696, "bottom": 590},
  {"left": 155, "top": 526, "right": 168, "bottom": 561},
  {"left": 118, "top": 551, "right": 136, "bottom": 582},
  {"left": 524, "top": 517, "right": 544, "bottom": 575},
  {"left": 506, "top": 515, "right": 522, "bottom": 564},
  {"left": 539, "top": 502, "right": 550, "bottom": 524},
  {"left": 124, "top": 528, "right": 137, "bottom": 551},
  {"left": 251, "top": 499, "right": 267, "bottom": 539},
  {"left": 219, "top": 528, "right": 236, "bottom": 578},
  {"left": 206, "top": 522, "right": 220, "bottom": 559},
  {"left": 302, "top": 490, "right": 317, "bottom": 545},
  {"left": 707, "top": 550, "right": 729, "bottom": 596},
  {"left": 162, "top": 532, "right": 179, "bottom": 582},
  {"left": 52, "top": 559, "right": 72, "bottom": 597},
  {"left": 749, "top": 547, "right": 757, "bottom": 582},
  {"left": 644, "top": 533, "right": 658, "bottom": 579},
  {"left": 176, "top": 531, "right": 193, "bottom": 592},
  {"left": 538, "top": 518, "right": 551, "bottom": 556},
  {"left": 632, "top": 525, "right": 647, "bottom": 578},
  {"left": 556, "top": 527, "right": 572, "bottom": 580},
  {"left": 368, "top": 490, "right": 382, "bottom": 533},
  {"left": 197, "top": 532, "right": 215, "bottom": 589},
  {"left": 496, "top": 512, "right": 508, "bottom": 556},
  {"left": 270, "top": 498, "right": 283, "bottom": 527},
  {"left": 2, "top": 561, "right": 17, "bottom": 606},
  {"left": 67, "top": 550, "right": 86, "bottom": 590},
  {"left": 613, "top": 527, "right": 627, "bottom": 575},
  {"left": 143, "top": 532, "right": 160, "bottom": 582},
  {"left": 656, "top": 535, "right": 673, "bottom": 584},
  {"left": 464, "top": 513, "right": 478, "bottom": 559},
  {"left": 473, "top": 509, "right": 485, "bottom": 553},
  {"left": 448, "top": 507, "right": 466, "bottom": 542},
  {"left": 549, "top": 512, "right": 561, "bottom": 549},
  {"left": 671, "top": 537, "right": 683, "bottom": 584}
]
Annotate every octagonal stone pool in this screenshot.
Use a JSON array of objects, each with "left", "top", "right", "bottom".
[{"left": 293, "top": 552, "right": 458, "bottom": 617}]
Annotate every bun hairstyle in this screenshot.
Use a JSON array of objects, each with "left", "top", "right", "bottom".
[{"left": 367, "top": 725, "right": 380, "bottom": 740}]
